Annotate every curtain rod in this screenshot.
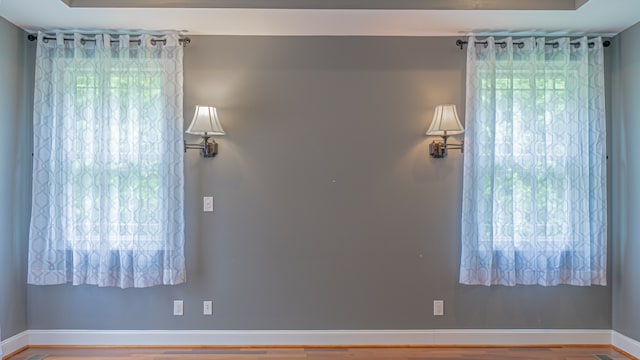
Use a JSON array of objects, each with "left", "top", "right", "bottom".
[
  {"left": 455, "top": 39, "right": 611, "bottom": 50},
  {"left": 26, "top": 33, "right": 191, "bottom": 47}
]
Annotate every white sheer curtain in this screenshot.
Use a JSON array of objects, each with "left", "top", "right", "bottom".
[
  {"left": 28, "top": 31, "right": 186, "bottom": 288},
  {"left": 460, "top": 36, "right": 607, "bottom": 286}
]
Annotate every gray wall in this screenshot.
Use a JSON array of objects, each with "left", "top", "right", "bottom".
[
  {"left": 26, "top": 36, "right": 612, "bottom": 331},
  {"left": 0, "top": 16, "right": 31, "bottom": 339},
  {"left": 612, "top": 23, "right": 640, "bottom": 342}
]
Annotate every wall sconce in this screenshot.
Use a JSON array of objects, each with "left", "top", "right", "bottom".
[
  {"left": 426, "top": 104, "right": 464, "bottom": 158},
  {"left": 184, "top": 105, "right": 226, "bottom": 158}
]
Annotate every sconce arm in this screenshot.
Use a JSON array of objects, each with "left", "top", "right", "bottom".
[{"left": 446, "top": 140, "right": 464, "bottom": 152}]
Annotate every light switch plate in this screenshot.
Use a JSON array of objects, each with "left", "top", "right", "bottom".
[
  {"left": 203, "top": 300, "right": 213, "bottom": 315},
  {"left": 433, "top": 300, "right": 444, "bottom": 316},
  {"left": 203, "top": 196, "right": 214, "bottom": 212}
]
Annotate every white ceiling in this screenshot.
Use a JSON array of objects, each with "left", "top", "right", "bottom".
[{"left": 0, "top": 0, "right": 639, "bottom": 36}]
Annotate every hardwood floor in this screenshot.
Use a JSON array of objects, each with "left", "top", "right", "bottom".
[{"left": 5, "top": 346, "right": 634, "bottom": 360}]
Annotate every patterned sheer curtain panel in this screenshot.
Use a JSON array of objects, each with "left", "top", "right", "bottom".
[
  {"left": 28, "top": 31, "right": 186, "bottom": 288},
  {"left": 460, "top": 36, "right": 607, "bottom": 286}
]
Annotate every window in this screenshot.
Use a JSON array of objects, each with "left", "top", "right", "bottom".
[
  {"left": 28, "top": 32, "right": 186, "bottom": 288},
  {"left": 70, "top": 68, "right": 164, "bottom": 251},
  {"left": 484, "top": 69, "right": 575, "bottom": 251},
  {"left": 460, "top": 37, "right": 607, "bottom": 286}
]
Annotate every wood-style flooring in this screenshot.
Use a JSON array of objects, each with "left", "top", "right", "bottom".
[{"left": 5, "top": 346, "right": 635, "bottom": 360}]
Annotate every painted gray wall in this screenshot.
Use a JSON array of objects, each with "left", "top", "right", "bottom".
[
  {"left": 611, "top": 23, "right": 640, "bottom": 342},
  {"left": 0, "top": 16, "right": 32, "bottom": 339},
  {"left": 26, "top": 36, "right": 611, "bottom": 331}
]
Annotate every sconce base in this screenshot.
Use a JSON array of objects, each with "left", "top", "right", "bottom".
[
  {"left": 430, "top": 141, "right": 447, "bottom": 158},
  {"left": 202, "top": 138, "right": 219, "bottom": 157}
]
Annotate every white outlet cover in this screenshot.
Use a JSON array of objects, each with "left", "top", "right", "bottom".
[{"left": 173, "top": 300, "right": 184, "bottom": 316}]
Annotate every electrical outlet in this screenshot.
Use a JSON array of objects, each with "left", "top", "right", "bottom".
[
  {"left": 203, "top": 300, "right": 213, "bottom": 315},
  {"left": 173, "top": 300, "right": 184, "bottom": 316},
  {"left": 203, "top": 196, "right": 214, "bottom": 212},
  {"left": 433, "top": 300, "right": 444, "bottom": 316}
]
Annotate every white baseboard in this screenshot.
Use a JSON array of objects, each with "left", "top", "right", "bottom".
[
  {"left": 612, "top": 331, "right": 640, "bottom": 359},
  {"left": 5, "top": 328, "right": 633, "bottom": 359},
  {"left": 23, "top": 329, "right": 612, "bottom": 347},
  {"left": 1, "top": 331, "right": 29, "bottom": 359}
]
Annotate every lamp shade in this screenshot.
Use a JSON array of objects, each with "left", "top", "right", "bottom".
[
  {"left": 186, "top": 105, "right": 225, "bottom": 135},
  {"left": 426, "top": 104, "right": 464, "bottom": 136}
]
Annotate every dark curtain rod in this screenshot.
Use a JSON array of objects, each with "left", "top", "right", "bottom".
[
  {"left": 456, "top": 39, "right": 611, "bottom": 50},
  {"left": 27, "top": 33, "right": 191, "bottom": 47}
]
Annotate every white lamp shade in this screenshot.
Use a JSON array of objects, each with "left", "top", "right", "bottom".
[
  {"left": 426, "top": 104, "right": 464, "bottom": 136},
  {"left": 186, "top": 105, "right": 226, "bottom": 135}
]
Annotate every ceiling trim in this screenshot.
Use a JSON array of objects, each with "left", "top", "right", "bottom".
[{"left": 61, "top": 0, "right": 590, "bottom": 10}]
